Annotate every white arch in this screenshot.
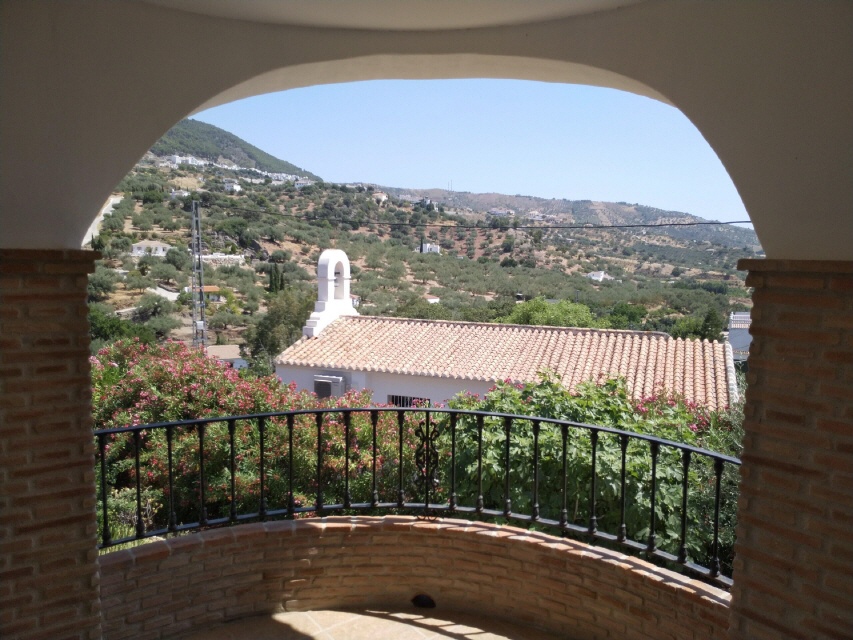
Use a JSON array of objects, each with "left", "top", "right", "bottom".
[{"left": 1, "top": 1, "right": 850, "bottom": 259}]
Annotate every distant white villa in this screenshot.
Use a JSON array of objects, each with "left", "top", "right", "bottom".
[
  {"left": 586, "top": 271, "right": 615, "bottom": 282},
  {"left": 418, "top": 243, "right": 441, "bottom": 254},
  {"left": 131, "top": 240, "right": 171, "bottom": 257}
]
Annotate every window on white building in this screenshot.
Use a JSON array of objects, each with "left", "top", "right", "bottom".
[{"left": 387, "top": 395, "right": 431, "bottom": 408}]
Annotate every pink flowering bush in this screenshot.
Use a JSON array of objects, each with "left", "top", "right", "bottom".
[{"left": 92, "top": 340, "right": 419, "bottom": 532}]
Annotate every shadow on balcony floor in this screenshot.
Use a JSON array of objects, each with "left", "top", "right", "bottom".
[{"left": 176, "top": 608, "right": 561, "bottom": 639}]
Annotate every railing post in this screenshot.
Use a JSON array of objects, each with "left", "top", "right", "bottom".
[
  {"left": 531, "top": 420, "right": 540, "bottom": 522},
  {"left": 449, "top": 413, "right": 458, "bottom": 513},
  {"left": 618, "top": 434, "right": 628, "bottom": 542},
  {"left": 647, "top": 440, "right": 659, "bottom": 553},
  {"left": 588, "top": 429, "right": 599, "bottom": 535},
  {"left": 228, "top": 420, "right": 237, "bottom": 524},
  {"left": 98, "top": 433, "right": 111, "bottom": 547},
  {"left": 678, "top": 449, "right": 692, "bottom": 564},
  {"left": 133, "top": 429, "right": 144, "bottom": 538},
  {"left": 397, "top": 410, "right": 405, "bottom": 508},
  {"left": 476, "top": 414, "right": 484, "bottom": 514},
  {"left": 371, "top": 410, "right": 379, "bottom": 508},
  {"left": 315, "top": 412, "right": 324, "bottom": 513},
  {"left": 344, "top": 410, "right": 352, "bottom": 509},
  {"left": 424, "top": 412, "right": 432, "bottom": 513},
  {"left": 287, "top": 414, "right": 295, "bottom": 517},
  {"left": 166, "top": 425, "right": 177, "bottom": 532},
  {"left": 258, "top": 417, "right": 267, "bottom": 520},
  {"left": 710, "top": 458, "right": 724, "bottom": 578},
  {"left": 503, "top": 416, "right": 512, "bottom": 517},
  {"left": 560, "top": 424, "right": 568, "bottom": 530},
  {"left": 198, "top": 424, "right": 207, "bottom": 527}
]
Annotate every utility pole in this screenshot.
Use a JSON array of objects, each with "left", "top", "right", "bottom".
[{"left": 190, "top": 201, "right": 206, "bottom": 350}]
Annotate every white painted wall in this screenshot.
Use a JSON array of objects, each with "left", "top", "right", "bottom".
[{"left": 276, "top": 364, "right": 495, "bottom": 406}]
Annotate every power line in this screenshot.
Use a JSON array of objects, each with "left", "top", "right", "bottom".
[{"left": 212, "top": 204, "right": 753, "bottom": 231}]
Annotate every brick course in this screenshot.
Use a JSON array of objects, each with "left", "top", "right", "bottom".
[
  {"left": 98, "top": 517, "right": 730, "bottom": 640},
  {"left": 0, "top": 249, "right": 102, "bottom": 640},
  {"left": 729, "top": 260, "right": 853, "bottom": 640}
]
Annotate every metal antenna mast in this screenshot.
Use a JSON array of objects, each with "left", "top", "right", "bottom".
[{"left": 190, "top": 201, "right": 206, "bottom": 349}]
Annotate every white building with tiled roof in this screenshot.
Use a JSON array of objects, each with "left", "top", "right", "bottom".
[{"left": 275, "top": 251, "right": 738, "bottom": 409}]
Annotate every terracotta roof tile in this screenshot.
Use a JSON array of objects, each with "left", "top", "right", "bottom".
[{"left": 276, "top": 317, "right": 735, "bottom": 410}]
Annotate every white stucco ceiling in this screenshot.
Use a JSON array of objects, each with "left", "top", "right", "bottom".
[{"left": 137, "top": 0, "right": 645, "bottom": 30}]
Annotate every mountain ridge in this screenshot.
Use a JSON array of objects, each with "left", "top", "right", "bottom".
[
  {"left": 150, "top": 119, "right": 322, "bottom": 179},
  {"left": 147, "top": 118, "right": 758, "bottom": 249},
  {"left": 380, "top": 187, "right": 759, "bottom": 249}
]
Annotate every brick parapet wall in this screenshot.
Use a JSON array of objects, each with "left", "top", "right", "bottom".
[
  {"left": 730, "top": 259, "right": 853, "bottom": 640},
  {"left": 98, "top": 516, "right": 730, "bottom": 640},
  {"left": 0, "top": 249, "right": 102, "bottom": 640}
]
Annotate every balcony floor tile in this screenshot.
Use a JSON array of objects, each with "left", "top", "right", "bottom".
[{"left": 177, "top": 608, "right": 561, "bottom": 640}]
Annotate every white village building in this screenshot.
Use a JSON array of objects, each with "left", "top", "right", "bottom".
[
  {"left": 131, "top": 239, "right": 172, "bottom": 257},
  {"left": 276, "top": 250, "right": 738, "bottom": 408},
  {"left": 727, "top": 311, "right": 752, "bottom": 363}
]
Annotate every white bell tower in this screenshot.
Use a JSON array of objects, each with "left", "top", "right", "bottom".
[{"left": 302, "top": 249, "right": 359, "bottom": 337}]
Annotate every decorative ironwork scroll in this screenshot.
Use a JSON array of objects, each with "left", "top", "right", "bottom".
[{"left": 414, "top": 418, "right": 440, "bottom": 520}]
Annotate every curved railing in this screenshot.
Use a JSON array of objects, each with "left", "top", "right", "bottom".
[{"left": 94, "top": 407, "right": 740, "bottom": 588}]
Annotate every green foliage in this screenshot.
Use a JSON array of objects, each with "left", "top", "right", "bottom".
[
  {"left": 394, "top": 297, "right": 453, "bottom": 321},
  {"left": 444, "top": 373, "right": 743, "bottom": 576},
  {"left": 165, "top": 247, "right": 191, "bottom": 271},
  {"left": 149, "top": 262, "right": 180, "bottom": 285},
  {"left": 671, "top": 308, "right": 724, "bottom": 341},
  {"left": 88, "top": 304, "right": 156, "bottom": 353},
  {"left": 208, "top": 308, "right": 242, "bottom": 330},
  {"left": 133, "top": 293, "right": 176, "bottom": 322},
  {"left": 150, "top": 119, "right": 321, "bottom": 178},
  {"left": 499, "top": 297, "right": 598, "bottom": 328},
  {"left": 88, "top": 265, "right": 120, "bottom": 302},
  {"left": 242, "top": 288, "right": 314, "bottom": 371},
  {"left": 124, "top": 273, "right": 154, "bottom": 293}
]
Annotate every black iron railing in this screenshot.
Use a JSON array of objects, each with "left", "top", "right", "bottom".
[{"left": 94, "top": 407, "right": 740, "bottom": 587}]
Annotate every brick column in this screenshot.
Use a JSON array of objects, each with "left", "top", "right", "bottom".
[
  {"left": 729, "top": 260, "right": 853, "bottom": 640},
  {"left": 0, "top": 250, "right": 102, "bottom": 639}
]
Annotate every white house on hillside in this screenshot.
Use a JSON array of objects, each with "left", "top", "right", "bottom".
[
  {"left": 276, "top": 251, "right": 738, "bottom": 408},
  {"left": 586, "top": 271, "right": 615, "bottom": 282},
  {"left": 131, "top": 240, "right": 171, "bottom": 257},
  {"left": 418, "top": 243, "right": 441, "bottom": 254}
]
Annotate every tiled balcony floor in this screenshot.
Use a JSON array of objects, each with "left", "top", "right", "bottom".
[{"left": 178, "top": 609, "right": 560, "bottom": 640}]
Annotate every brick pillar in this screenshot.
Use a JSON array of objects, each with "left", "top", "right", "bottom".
[
  {"left": 0, "top": 250, "right": 102, "bottom": 639},
  {"left": 729, "top": 260, "right": 853, "bottom": 640}
]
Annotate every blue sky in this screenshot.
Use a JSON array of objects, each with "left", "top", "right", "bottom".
[{"left": 195, "top": 79, "right": 749, "bottom": 224}]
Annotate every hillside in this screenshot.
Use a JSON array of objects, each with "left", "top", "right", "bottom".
[
  {"left": 150, "top": 119, "right": 322, "bottom": 178},
  {"left": 382, "top": 188, "right": 760, "bottom": 249},
  {"left": 90, "top": 118, "right": 761, "bottom": 363}
]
